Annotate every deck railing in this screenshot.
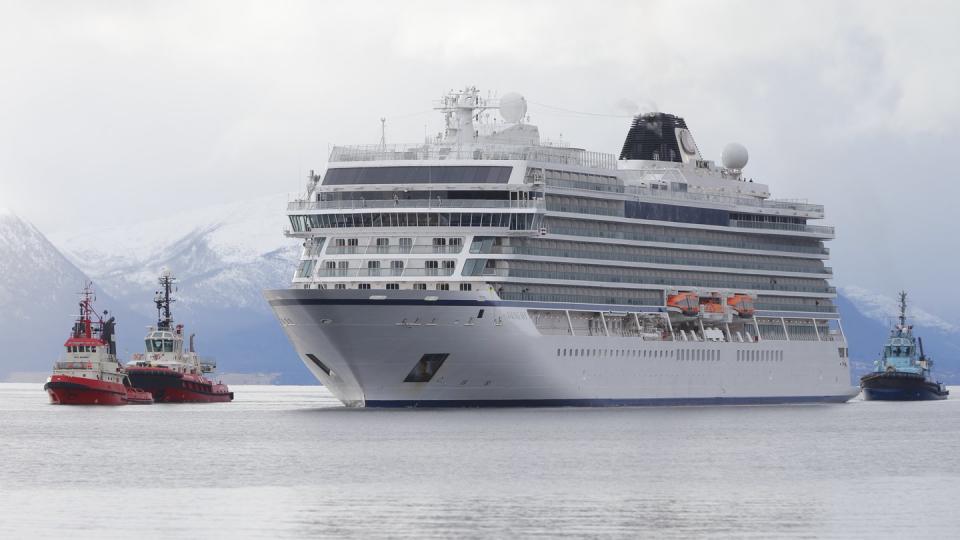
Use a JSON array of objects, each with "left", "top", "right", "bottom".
[{"left": 329, "top": 143, "right": 618, "bottom": 169}]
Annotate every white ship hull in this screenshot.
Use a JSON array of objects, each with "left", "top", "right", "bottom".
[{"left": 266, "top": 289, "right": 858, "bottom": 407}]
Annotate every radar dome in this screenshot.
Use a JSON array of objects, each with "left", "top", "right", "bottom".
[
  {"left": 721, "top": 142, "right": 749, "bottom": 170},
  {"left": 499, "top": 92, "right": 527, "bottom": 123}
]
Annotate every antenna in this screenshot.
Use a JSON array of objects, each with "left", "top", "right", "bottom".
[{"left": 379, "top": 117, "right": 386, "bottom": 148}]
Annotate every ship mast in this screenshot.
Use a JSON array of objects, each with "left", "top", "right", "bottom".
[
  {"left": 155, "top": 270, "right": 177, "bottom": 330},
  {"left": 75, "top": 282, "right": 97, "bottom": 339},
  {"left": 898, "top": 290, "right": 908, "bottom": 327}
]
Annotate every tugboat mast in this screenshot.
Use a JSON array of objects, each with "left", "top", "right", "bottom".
[
  {"left": 154, "top": 270, "right": 176, "bottom": 330},
  {"left": 898, "top": 291, "right": 908, "bottom": 328}
]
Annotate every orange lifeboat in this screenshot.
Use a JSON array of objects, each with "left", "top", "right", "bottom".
[
  {"left": 667, "top": 291, "right": 699, "bottom": 317},
  {"left": 700, "top": 293, "right": 728, "bottom": 321},
  {"left": 727, "top": 294, "right": 756, "bottom": 318}
]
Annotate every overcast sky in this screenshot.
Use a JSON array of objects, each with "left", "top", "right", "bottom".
[{"left": 1, "top": 0, "right": 958, "bottom": 319}]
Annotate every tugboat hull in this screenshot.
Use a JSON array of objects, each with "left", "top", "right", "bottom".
[
  {"left": 860, "top": 372, "right": 949, "bottom": 401},
  {"left": 45, "top": 375, "right": 129, "bottom": 405},
  {"left": 126, "top": 367, "right": 233, "bottom": 403}
]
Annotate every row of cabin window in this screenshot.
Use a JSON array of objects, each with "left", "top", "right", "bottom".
[
  {"left": 332, "top": 283, "right": 472, "bottom": 291},
  {"left": 554, "top": 348, "right": 772, "bottom": 362},
  {"left": 736, "top": 350, "right": 784, "bottom": 362},
  {"left": 333, "top": 237, "right": 464, "bottom": 248},
  {"left": 323, "top": 260, "right": 456, "bottom": 270},
  {"left": 361, "top": 238, "right": 464, "bottom": 247},
  {"left": 557, "top": 348, "right": 674, "bottom": 358},
  {"left": 68, "top": 345, "right": 96, "bottom": 353}
]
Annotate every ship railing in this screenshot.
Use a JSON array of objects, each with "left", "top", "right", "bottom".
[
  {"left": 54, "top": 361, "right": 94, "bottom": 370},
  {"left": 626, "top": 185, "right": 825, "bottom": 215},
  {"left": 326, "top": 245, "right": 465, "bottom": 255},
  {"left": 546, "top": 226, "right": 832, "bottom": 255},
  {"left": 470, "top": 268, "right": 837, "bottom": 294},
  {"left": 548, "top": 182, "right": 825, "bottom": 216},
  {"left": 199, "top": 357, "right": 217, "bottom": 373},
  {"left": 313, "top": 268, "right": 456, "bottom": 278},
  {"left": 328, "top": 143, "right": 618, "bottom": 169},
  {"left": 728, "top": 220, "right": 835, "bottom": 235},
  {"left": 482, "top": 246, "right": 833, "bottom": 274},
  {"left": 288, "top": 199, "right": 544, "bottom": 211}
]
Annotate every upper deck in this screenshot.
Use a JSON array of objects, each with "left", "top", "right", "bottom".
[{"left": 330, "top": 143, "right": 618, "bottom": 170}]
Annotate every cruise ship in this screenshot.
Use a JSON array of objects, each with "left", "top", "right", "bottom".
[{"left": 265, "top": 87, "right": 858, "bottom": 407}]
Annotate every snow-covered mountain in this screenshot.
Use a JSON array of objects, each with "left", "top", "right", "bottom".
[
  {"left": 48, "top": 193, "right": 310, "bottom": 383},
  {"left": 51, "top": 193, "right": 297, "bottom": 311},
  {"left": 0, "top": 209, "right": 123, "bottom": 380}
]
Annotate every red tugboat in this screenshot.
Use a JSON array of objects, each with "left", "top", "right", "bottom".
[
  {"left": 44, "top": 284, "right": 154, "bottom": 405},
  {"left": 125, "top": 270, "right": 233, "bottom": 403}
]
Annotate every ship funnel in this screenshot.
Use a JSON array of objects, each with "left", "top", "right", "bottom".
[{"left": 619, "top": 112, "right": 700, "bottom": 163}]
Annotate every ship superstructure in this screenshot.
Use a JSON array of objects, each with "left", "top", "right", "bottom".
[{"left": 266, "top": 87, "right": 857, "bottom": 407}]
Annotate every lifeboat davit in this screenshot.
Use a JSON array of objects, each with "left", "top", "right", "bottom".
[
  {"left": 667, "top": 291, "right": 699, "bottom": 317},
  {"left": 727, "top": 294, "right": 756, "bottom": 318}
]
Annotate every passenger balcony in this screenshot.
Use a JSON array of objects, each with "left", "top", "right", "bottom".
[{"left": 287, "top": 199, "right": 544, "bottom": 211}]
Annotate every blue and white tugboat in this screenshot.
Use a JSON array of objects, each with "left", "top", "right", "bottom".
[{"left": 860, "top": 292, "right": 949, "bottom": 401}]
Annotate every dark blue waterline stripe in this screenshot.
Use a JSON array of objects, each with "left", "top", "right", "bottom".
[
  {"left": 266, "top": 298, "right": 838, "bottom": 318},
  {"left": 364, "top": 395, "right": 855, "bottom": 408}
]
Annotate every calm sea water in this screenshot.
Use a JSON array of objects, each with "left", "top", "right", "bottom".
[{"left": 1, "top": 383, "right": 958, "bottom": 539}]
